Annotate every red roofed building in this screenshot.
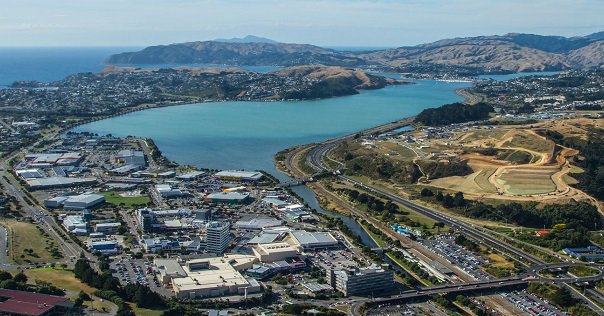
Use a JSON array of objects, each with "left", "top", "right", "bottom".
[
  {"left": 535, "top": 230, "right": 551, "bottom": 237},
  {"left": 0, "top": 289, "right": 74, "bottom": 316}
]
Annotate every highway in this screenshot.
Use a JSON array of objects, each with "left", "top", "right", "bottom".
[{"left": 293, "top": 123, "right": 604, "bottom": 315}]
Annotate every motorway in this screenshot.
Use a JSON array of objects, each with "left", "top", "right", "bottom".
[{"left": 290, "top": 122, "right": 604, "bottom": 315}]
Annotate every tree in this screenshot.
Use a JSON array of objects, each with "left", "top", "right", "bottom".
[
  {"left": 0, "top": 279, "right": 17, "bottom": 290},
  {"left": 420, "top": 188, "right": 434, "bottom": 197},
  {"left": 13, "top": 272, "right": 27, "bottom": 283},
  {"left": 0, "top": 271, "right": 12, "bottom": 281},
  {"left": 453, "top": 192, "right": 466, "bottom": 207}
]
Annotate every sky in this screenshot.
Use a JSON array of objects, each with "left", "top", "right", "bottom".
[{"left": 1, "top": 0, "right": 603, "bottom": 47}]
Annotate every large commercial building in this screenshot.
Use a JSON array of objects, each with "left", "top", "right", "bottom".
[
  {"left": 205, "top": 192, "right": 252, "bottom": 204},
  {"left": 63, "top": 194, "right": 105, "bottom": 210},
  {"left": 206, "top": 221, "right": 231, "bottom": 255},
  {"left": 235, "top": 216, "right": 282, "bottom": 230},
  {"left": 25, "top": 152, "right": 82, "bottom": 167},
  {"left": 114, "top": 149, "right": 145, "bottom": 167},
  {"left": 155, "top": 184, "right": 190, "bottom": 199},
  {"left": 214, "top": 170, "right": 263, "bottom": 182},
  {"left": 327, "top": 265, "right": 394, "bottom": 296},
  {"left": 26, "top": 177, "right": 97, "bottom": 190},
  {"left": 252, "top": 242, "right": 299, "bottom": 262},
  {"left": 287, "top": 230, "right": 339, "bottom": 251},
  {"left": 170, "top": 255, "right": 261, "bottom": 299}
]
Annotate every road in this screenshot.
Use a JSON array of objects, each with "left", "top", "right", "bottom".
[{"left": 293, "top": 123, "right": 604, "bottom": 315}]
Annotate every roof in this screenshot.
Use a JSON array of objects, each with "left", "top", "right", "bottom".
[
  {"left": 154, "top": 259, "right": 187, "bottom": 277},
  {"left": 16, "top": 169, "right": 44, "bottom": 179},
  {"left": 207, "top": 191, "right": 250, "bottom": 200},
  {"left": 26, "top": 177, "right": 96, "bottom": 188},
  {"left": 96, "top": 222, "right": 121, "bottom": 228},
  {"left": 214, "top": 170, "right": 263, "bottom": 180},
  {"left": 248, "top": 232, "right": 283, "bottom": 244},
  {"left": 235, "top": 216, "right": 282, "bottom": 229},
  {"left": 0, "top": 289, "right": 69, "bottom": 316},
  {"left": 64, "top": 194, "right": 105, "bottom": 204},
  {"left": 290, "top": 230, "right": 338, "bottom": 247}
]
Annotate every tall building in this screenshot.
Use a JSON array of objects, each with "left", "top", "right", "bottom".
[
  {"left": 327, "top": 264, "right": 394, "bottom": 296},
  {"left": 136, "top": 208, "right": 157, "bottom": 232},
  {"left": 206, "top": 221, "right": 231, "bottom": 255}
]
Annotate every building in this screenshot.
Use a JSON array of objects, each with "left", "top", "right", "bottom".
[
  {"left": 155, "top": 184, "right": 190, "bottom": 198},
  {"left": 62, "top": 194, "right": 105, "bottom": 210},
  {"left": 235, "top": 216, "right": 282, "bottom": 230},
  {"left": 327, "top": 265, "right": 394, "bottom": 296},
  {"left": 214, "top": 170, "right": 264, "bottom": 182},
  {"left": 90, "top": 240, "right": 119, "bottom": 254},
  {"left": 26, "top": 177, "right": 97, "bottom": 190},
  {"left": 0, "top": 289, "right": 74, "bottom": 316},
  {"left": 287, "top": 230, "right": 339, "bottom": 251},
  {"left": 143, "top": 238, "right": 180, "bottom": 253},
  {"left": 43, "top": 196, "right": 68, "bottom": 209},
  {"left": 25, "top": 152, "right": 82, "bottom": 167},
  {"left": 563, "top": 246, "right": 604, "bottom": 261},
  {"left": 136, "top": 208, "right": 158, "bottom": 232},
  {"left": 114, "top": 149, "right": 145, "bottom": 167},
  {"left": 15, "top": 169, "right": 44, "bottom": 179},
  {"left": 176, "top": 171, "right": 206, "bottom": 181},
  {"left": 62, "top": 215, "right": 87, "bottom": 235},
  {"left": 252, "top": 242, "right": 299, "bottom": 262},
  {"left": 206, "top": 191, "right": 252, "bottom": 204},
  {"left": 154, "top": 258, "right": 187, "bottom": 285},
  {"left": 246, "top": 257, "right": 307, "bottom": 280},
  {"left": 170, "top": 255, "right": 260, "bottom": 299},
  {"left": 95, "top": 222, "right": 121, "bottom": 235},
  {"left": 206, "top": 221, "right": 230, "bottom": 255}
]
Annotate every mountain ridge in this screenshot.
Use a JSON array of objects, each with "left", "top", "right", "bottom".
[{"left": 107, "top": 32, "right": 604, "bottom": 72}]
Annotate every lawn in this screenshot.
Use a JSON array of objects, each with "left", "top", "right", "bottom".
[
  {"left": 101, "top": 191, "right": 150, "bottom": 207},
  {"left": 26, "top": 267, "right": 114, "bottom": 312},
  {"left": 568, "top": 266, "right": 599, "bottom": 277},
  {"left": 3, "top": 220, "right": 62, "bottom": 264},
  {"left": 360, "top": 223, "right": 389, "bottom": 248},
  {"left": 131, "top": 305, "right": 166, "bottom": 316}
]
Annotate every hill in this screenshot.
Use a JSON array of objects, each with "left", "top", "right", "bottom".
[
  {"left": 213, "top": 35, "right": 278, "bottom": 44},
  {"left": 107, "top": 32, "right": 604, "bottom": 72},
  {"left": 106, "top": 41, "right": 365, "bottom": 66}
]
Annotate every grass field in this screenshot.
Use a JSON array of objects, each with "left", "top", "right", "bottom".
[
  {"left": 101, "top": 191, "right": 150, "bottom": 207},
  {"left": 26, "top": 267, "right": 114, "bottom": 312},
  {"left": 376, "top": 141, "right": 417, "bottom": 161},
  {"left": 568, "top": 266, "right": 599, "bottom": 277},
  {"left": 4, "top": 221, "right": 62, "bottom": 264},
  {"left": 462, "top": 129, "right": 508, "bottom": 142},
  {"left": 131, "top": 305, "right": 165, "bottom": 316},
  {"left": 497, "top": 168, "right": 557, "bottom": 195}
]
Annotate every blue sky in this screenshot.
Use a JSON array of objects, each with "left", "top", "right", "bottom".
[{"left": 1, "top": 0, "right": 603, "bottom": 47}]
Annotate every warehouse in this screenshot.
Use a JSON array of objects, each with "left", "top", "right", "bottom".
[
  {"left": 26, "top": 177, "right": 97, "bottom": 190},
  {"left": 63, "top": 194, "right": 105, "bottom": 210},
  {"left": 62, "top": 215, "right": 87, "bottom": 235},
  {"left": 214, "top": 170, "right": 264, "bottom": 182},
  {"left": 176, "top": 171, "right": 206, "bottom": 181},
  {"left": 287, "top": 230, "right": 339, "bottom": 251},
  {"left": 43, "top": 196, "right": 68, "bottom": 208},
  {"left": 155, "top": 184, "right": 190, "bottom": 198},
  {"left": 15, "top": 169, "right": 44, "bottom": 179},
  {"left": 206, "top": 191, "right": 252, "bottom": 204},
  {"left": 114, "top": 149, "right": 145, "bottom": 167}
]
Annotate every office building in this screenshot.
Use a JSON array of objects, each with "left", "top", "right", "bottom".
[
  {"left": 205, "top": 221, "right": 230, "bottom": 255},
  {"left": 95, "top": 222, "right": 121, "bottom": 234},
  {"left": 327, "top": 265, "right": 394, "bottom": 296}
]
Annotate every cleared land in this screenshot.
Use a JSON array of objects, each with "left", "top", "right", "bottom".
[{"left": 496, "top": 168, "right": 558, "bottom": 195}]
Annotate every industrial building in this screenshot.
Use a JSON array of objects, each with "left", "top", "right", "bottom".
[
  {"left": 206, "top": 221, "right": 231, "bottom": 255},
  {"left": 214, "top": 170, "right": 264, "bottom": 182},
  {"left": 327, "top": 265, "right": 394, "bottom": 296},
  {"left": 25, "top": 152, "right": 82, "bottom": 167},
  {"left": 176, "top": 171, "right": 206, "bottom": 181},
  {"left": 15, "top": 169, "right": 44, "bottom": 179},
  {"left": 252, "top": 242, "right": 299, "bottom": 262},
  {"left": 170, "top": 255, "right": 261, "bottom": 299},
  {"left": 155, "top": 184, "right": 190, "bottom": 198},
  {"left": 62, "top": 215, "right": 87, "bottom": 235},
  {"left": 43, "top": 196, "right": 68, "bottom": 208},
  {"left": 205, "top": 191, "right": 252, "bottom": 204},
  {"left": 114, "top": 149, "right": 145, "bottom": 167},
  {"left": 287, "top": 230, "right": 339, "bottom": 251},
  {"left": 63, "top": 194, "right": 105, "bottom": 210},
  {"left": 563, "top": 246, "right": 604, "bottom": 261},
  {"left": 235, "top": 216, "right": 282, "bottom": 230},
  {"left": 95, "top": 222, "right": 121, "bottom": 234},
  {"left": 26, "top": 177, "right": 97, "bottom": 190}
]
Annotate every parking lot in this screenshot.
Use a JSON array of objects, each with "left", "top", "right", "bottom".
[
  {"left": 424, "top": 234, "right": 491, "bottom": 280},
  {"left": 110, "top": 255, "right": 171, "bottom": 296},
  {"left": 502, "top": 290, "right": 568, "bottom": 316},
  {"left": 308, "top": 248, "right": 362, "bottom": 271}
]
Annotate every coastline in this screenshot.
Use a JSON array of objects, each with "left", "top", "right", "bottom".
[{"left": 456, "top": 87, "right": 484, "bottom": 104}]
